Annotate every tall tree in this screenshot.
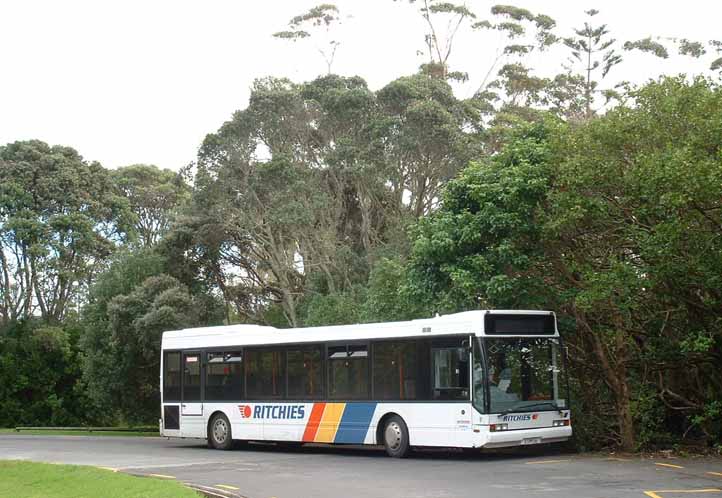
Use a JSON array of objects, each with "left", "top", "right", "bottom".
[
  {"left": 542, "top": 77, "right": 722, "bottom": 450},
  {"left": 407, "top": 120, "right": 555, "bottom": 312},
  {"left": 113, "top": 164, "right": 190, "bottom": 248},
  {"left": 562, "top": 9, "right": 622, "bottom": 118},
  {"left": 395, "top": 0, "right": 476, "bottom": 80},
  {"left": 273, "top": 4, "right": 343, "bottom": 74},
  {"left": 81, "top": 249, "right": 222, "bottom": 423},
  {"left": 376, "top": 73, "right": 480, "bottom": 218},
  {"left": 0, "top": 141, "right": 132, "bottom": 324}
]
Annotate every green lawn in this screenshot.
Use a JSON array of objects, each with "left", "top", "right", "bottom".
[
  {"left": 0, "top": 429, "right": 158, "bottom": 437},
  {"left": 0, "top": 461, "right": 200, "bottom": 498}
]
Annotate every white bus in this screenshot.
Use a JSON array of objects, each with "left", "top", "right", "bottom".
[{"left": 160, "top": 310, "right": 571, "bottom": 457}]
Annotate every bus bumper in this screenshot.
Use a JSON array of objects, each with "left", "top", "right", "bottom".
[{"left": 482, "top": 426, "right": 572, "bottom": 448}]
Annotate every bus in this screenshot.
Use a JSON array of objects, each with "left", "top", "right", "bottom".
[{"left": 159, "top": 310, "right": 571, "bottom": 457}]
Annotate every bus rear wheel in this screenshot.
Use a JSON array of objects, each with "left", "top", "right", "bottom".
[
  {"left": 208, "top": 413, "right": 233, "bottom": 450},
  {"left": 382, "top": 415, "right": 410, "bottom": 458}
]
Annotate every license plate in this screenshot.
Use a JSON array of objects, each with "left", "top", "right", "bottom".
[{"left": 521, "top": 437, "right": 542, "bottom": 445}]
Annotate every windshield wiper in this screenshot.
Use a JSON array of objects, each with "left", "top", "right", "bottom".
[{"left": 500, "top": 401, "right": 564, "bottom": 415}]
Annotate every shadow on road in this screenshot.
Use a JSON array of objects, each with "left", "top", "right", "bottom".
[{"left": 173, "top": 438, "right": 576, "bottom": 462}]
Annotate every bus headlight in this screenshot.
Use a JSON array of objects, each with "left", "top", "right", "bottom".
[
  {"left": 553, "top": 420, "right": 570, "bottom": 427},
  {"left": 490, "top": 423, "right": 509, "bottom": 432}
]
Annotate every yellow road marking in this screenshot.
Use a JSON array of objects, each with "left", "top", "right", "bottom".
[
  {"left": 149, "top": 473, "right": 176, "bottom": 479},
  {"left": 644, "top": 490, "right": 722, "bottom": 498},
  {"left": 97, "top": 466, "right": 118, "bottom": 472},
  {"left": 708, "top": 472, "right": 722, "bottom": 477},
  {"left": 524, "top": 459, "right": 570, "bottom": 465},
  {"left": 215, "top": 484, "right": 240, "bottom": 490},
  {"left": 655, "top": 462, "right": 684, "bottom": 469}
]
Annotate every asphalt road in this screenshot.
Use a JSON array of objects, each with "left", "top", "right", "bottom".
[{"left": 1, "top": 435, "right": 721, "bottom": 498}]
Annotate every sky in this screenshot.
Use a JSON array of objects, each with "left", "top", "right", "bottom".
[{"left": 1, "top": 0, "right": 719, "bottom": 171}]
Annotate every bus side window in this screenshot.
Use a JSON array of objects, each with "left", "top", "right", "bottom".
[
  {"left": 431, "top": 338, "right": 469, "bottom": 400},
  {"left": 182, "top": 353, "right": 201, "bottom": 401},
  {"left": 328, "top": 344, "right": 369, "bottom": 400},
  {"left": 372, "top": 340, "right": 420, "bottom": 400},
  {"left": 245, "top": 349, "right": 285, "bottom": 399},
  {"left": 163, "top": 352, "right": 181, "bottom": 401},
  {"left": 205, "top": 351, "right": 242, "bottom": 401},
  {"left": 287, "top": 346, "right": 323, "bottom": 399}
]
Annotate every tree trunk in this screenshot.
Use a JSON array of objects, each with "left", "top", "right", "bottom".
[
  {"left": 578, "top": 309, "right": 636, "bottom": 451},
  {"left": 613, "top": 328, "right": 636, "bottom": 451}
]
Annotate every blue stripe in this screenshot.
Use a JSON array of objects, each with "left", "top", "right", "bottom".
[{"left": 333, "top": 403, "right": 377, "bottom": 444}]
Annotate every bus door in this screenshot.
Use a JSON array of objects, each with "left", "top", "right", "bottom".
[
  {"left": 181, "top": 351, "right": 204, "bottom": 437},
  {"left": 431, "top": 338, "right": 472, "bottom": 446}
]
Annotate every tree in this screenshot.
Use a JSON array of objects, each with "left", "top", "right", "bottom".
[
  {"left": 112, "top": 164, "right": 190, "bottom": 248},
  {"left": 407, "top": 120, "right": 555, "bottom": 312},
  {"left": 193, "top": 76, "right": 344, "bottom": 326},
  {"left": 81, "top": 249, "right": 222, "bottom": 423},
  {"left": 0, "top": 141, "right": 133, "bottom": 324},
  {"left": 394, "top": 0, "right": 476, "bottom": 80},
  {"left": 471, "top": 5, "right": 557, "bottom": 93},
  {"left": 406, "top": 77, "right": 722, "bottom": 451},
  {"left": 376, "top": 73, "right": 480, "bottom": 218},
  {"left": 393, "top": 1, "right": 557, "bottom": 86},
  {"left": 188, "top": 71, "right": 481, "bottom": 326},
  {"left": 0, "top": 319, "right": 96, "bottom": 427},
  {"left": 562, "top": 9, "right": 622, "bottom": 118},
  {"left": 273, "top": 4, "right": 343, "bottom": 74},
  {"left": 542, "top": 77, "right": 722, "bottom": 450}
]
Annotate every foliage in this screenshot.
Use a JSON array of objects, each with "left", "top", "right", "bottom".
[
  {"left": 0, "top": 141, "right": 133, "bottom": 324},
  {"left": 562, "top": 9, "right": 622, "bottom": 118},
  {"left": 0, "top": 319, "right": 96, "bottom": 427},
  {"left": 408, "top": 121, "right": 555, "bottom": 312},
  {"left": 543, "top": 76, "right": 722, "bottom": 450},
  {"left": 300, "top": 286, "right": 366, "bottom": 326},
  {"left": 80, "top": 249, "right": 222, "bottom": 424},
  {"left": 273, "top": 4, "right": 342, "bottom": 74},
  {"left": 406, "top": 77, "right": 722, "bottom": 451},
  {"left": 112, "top": 164, "right": 190, "bottom": 248}
]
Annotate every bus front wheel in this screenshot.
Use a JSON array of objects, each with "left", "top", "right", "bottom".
[
  {"left": 208, "top": 413, "right": 233, "bottom": 450},
  {"left": 382, "top": 415, "right": 410, "bottom": 458}
]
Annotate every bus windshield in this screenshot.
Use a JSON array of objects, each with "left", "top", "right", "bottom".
[{"left": 473, "top": 337, "right": 567, "bottom": 414}]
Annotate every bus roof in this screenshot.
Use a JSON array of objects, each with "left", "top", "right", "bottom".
[{"left": 161, "top": 310, "right": 557, "bottom": 350}]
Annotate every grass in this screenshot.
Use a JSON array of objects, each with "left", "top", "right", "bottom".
[
  {"left": 0, "top": 429, "right": 158, "bottom": 437},
  {"left": 0, "top": 461, "right": 200, "bottom": 498}
]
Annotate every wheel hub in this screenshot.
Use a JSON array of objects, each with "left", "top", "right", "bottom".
[
  {"left": 213, "top": 419, "right": 228, "bottom": 443},
  {"left": 384, "top": 421, "right": 402, "bottom": 450}
]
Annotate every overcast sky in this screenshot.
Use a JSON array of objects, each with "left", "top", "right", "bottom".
[{"left": 1, "top": 0, "right": 719, "bottom": 171}]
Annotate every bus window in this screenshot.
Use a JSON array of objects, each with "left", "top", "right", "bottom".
[
  {"left": 182, "top": 353, "right": 201, "bottom": 401},
  {"left": 431, "top": 339, "right": 469, "bottom": 400},
  {"left": 245, "top": 349, "right": 285, "bottom": 399},
  {"left": 163, "top": 352, "right": 181, "bottom": 401},
  {"left": 287, "top": 346, "right": 323, "bottom": 399},
  {"left": 328, "top": 344, "right": 368, "bottom": 399},
  {"left": 205, "top": 351, "right": 242, "bottom": 401},
  {"left": 373, "top": 341, "right": 419, "bottom": 400}
]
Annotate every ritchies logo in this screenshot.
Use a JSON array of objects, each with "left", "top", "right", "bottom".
[
  {"left": 238, "top": 404, "right": 306, "bottom": 420},
  {"left": 502, "top": 413, "right": 539, "bottom": 422}
]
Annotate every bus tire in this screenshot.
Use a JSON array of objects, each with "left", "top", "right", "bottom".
[
  {"left": 208, "top": 413, "right": 233, "bottom": 450},
  {"left": 382, "top": 415, "right": 410, "bottom": 458}
]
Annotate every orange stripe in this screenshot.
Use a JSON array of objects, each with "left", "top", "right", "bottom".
[
  {"left": 314, "top": 403, "right": 346, "bottom": 442},
  {"left": 302, "top": 403, "right": 326, "bottom": 442}
]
